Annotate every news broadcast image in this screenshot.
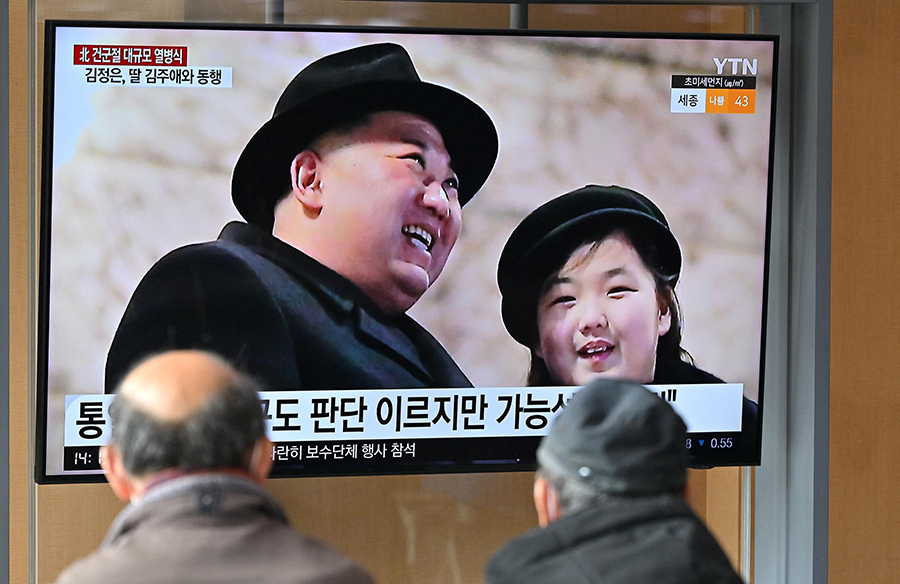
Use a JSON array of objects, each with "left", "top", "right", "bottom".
[{"left": 41, "top": 24, "right": 775, "bottom": 479}]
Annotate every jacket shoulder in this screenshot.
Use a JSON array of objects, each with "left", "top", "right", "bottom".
[
  {"left": 142, "top": 239, "right": 269, "bottom": 279},
  {"left": 52, "top": 547, "right": 141, "bottom": 584},
  {"left": 105, "top": 239, "right": 299, "bottom": 392},
  {"left": 277, "top": 531, "right": 376, "bottom": 584},
  {"left": 54, "top": 525, "right": 376, "bottom": 584}
]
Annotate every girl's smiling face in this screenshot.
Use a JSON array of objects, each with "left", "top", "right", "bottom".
[{"left": 536, "top": 232, "right": 671, "bottom": 385}]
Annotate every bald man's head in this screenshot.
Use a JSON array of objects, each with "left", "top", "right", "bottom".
[
  {"left": 119, "top": 350, "right": 241, "bottom": 423},
  {"left": 108, "top": 350, "right": 267, "bottom": 478}
]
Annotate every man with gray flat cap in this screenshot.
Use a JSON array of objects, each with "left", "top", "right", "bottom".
[
  {"left": 55, "top": 350, "right": 374, "bottom": 584},
  {"left": 105, "top": 43, "right": 498, "bottom": 393},
  {"left": 485, "top": 379, "right": 743, "bottom": 584}
]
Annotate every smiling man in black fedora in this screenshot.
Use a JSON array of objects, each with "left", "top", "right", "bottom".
[{"left": 104, "top": 43, "right": 498, "bottom": 393}]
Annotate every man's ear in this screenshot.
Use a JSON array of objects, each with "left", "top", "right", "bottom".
[
  {"left": 248, "top": 437, "right": 274, "bottom": 484},
  {"left": 101, "top": 444, "right": 136, "bottom": 502},
  {"left": 289, "top": 151, "right": 324, "bottom": 214},
  {"left": 533, "top": 476, "right": 561, "bottom": 527}
]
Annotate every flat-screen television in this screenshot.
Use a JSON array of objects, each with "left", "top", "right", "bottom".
[{"left": 38, "top": 21, "right": 776, "bottom": 483}]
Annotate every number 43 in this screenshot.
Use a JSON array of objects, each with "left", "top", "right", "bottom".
[{"left": 735, "top": 95, "right": 750, "bottom": 107}]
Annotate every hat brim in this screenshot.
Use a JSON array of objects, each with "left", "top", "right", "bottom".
[
  {"left": 500, "top": 209, "right": 681, "bottom": 348},
  {"left": 232, "top": 80, "right": 498, "bottom": 228}
]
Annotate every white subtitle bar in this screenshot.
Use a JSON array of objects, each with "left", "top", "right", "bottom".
[{"left": 63, "top": 384, "right": 743, "bottom": 447}]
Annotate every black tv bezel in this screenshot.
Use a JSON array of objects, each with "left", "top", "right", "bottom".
[{"left": 36, "top": 19, "right": 777, "bottom": 484}]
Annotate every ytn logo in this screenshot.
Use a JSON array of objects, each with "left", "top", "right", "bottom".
[{"left": 713, "top": 58, "right": 758, "bottom": 76}]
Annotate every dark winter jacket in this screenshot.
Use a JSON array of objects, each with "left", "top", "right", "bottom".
[
  {"left": 485, "top": 493, "right": 743, "bottom": 584},
  {"left": 106, "top": 222, "right": 471, "bottom": 393}
]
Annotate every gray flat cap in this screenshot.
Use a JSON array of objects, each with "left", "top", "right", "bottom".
[{"left": 537, "top": 378, "right": 688, "bottom": 495}]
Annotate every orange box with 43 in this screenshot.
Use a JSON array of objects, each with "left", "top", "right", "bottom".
[{"left": 707, "top": 89, "right": 756, "bottom": 114}]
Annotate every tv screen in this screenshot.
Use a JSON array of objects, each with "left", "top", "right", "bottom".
[{"left": 38, "top": 21, "right": 776, "bottom": 482}]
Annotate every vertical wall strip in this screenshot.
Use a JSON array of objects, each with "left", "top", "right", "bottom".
[
  {"left": 1, "top": 0, "right": 11, "bottom": 577},
  {"left": 747, "top": 5, "right": 759, "bottom": 34},
  {"left": 509, "top": 4, "right": 528, "bottom": 30},
  {"left": 742, "top": 467, "right": 752, "bottom": 581},
  {"left": 756, "top": 3, "right": 832, "bottom": 583},
  {"left": 266, "top": 0, "right": 285, "bottom": 25},
  {"left": 27, "top": 0, "right": 37, "bottom": 581}
]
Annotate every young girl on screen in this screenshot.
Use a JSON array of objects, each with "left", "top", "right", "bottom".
[{"left": 497, "top": 184, "right": 721, "bottom": 386}]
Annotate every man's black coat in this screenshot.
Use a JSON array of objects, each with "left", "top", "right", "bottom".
[
  {"left": 105, "top": 222, "right": 472, "bottom": 393},
  {"left": 485, "top": 494, "right": 744, "bottom": 584}
]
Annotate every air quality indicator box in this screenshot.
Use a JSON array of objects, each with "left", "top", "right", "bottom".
[{"left": 671, "top": 75, "right": 756, "bottom": 114}]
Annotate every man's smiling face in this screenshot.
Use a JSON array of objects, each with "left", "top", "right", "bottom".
[{"left": 303, "top": 111, "right": 462, "bottom": 315}]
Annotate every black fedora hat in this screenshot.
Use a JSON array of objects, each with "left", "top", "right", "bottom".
[
  {"left": 497, "top": 185, "right": 681, "bottom": 347},
  {"left": 232, "top": 43, "right": 499, "bottom": 229}
]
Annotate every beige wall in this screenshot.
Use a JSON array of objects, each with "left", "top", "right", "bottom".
[
  {"left": 10, "top": 3, "right": 751, "bottom": 583},
  {"left": 830, "top": 0, "right": 900, "bottom": 582},
  {"left": 9, "top": 0, "right": 33, "bottom": 581}
]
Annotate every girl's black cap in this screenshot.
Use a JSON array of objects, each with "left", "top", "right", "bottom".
[{"left": 497, "top": 185, "right": 681, "bottom": 347}]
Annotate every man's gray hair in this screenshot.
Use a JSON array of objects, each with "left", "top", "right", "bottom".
[
  {"left": 537, "top": 454, "right": 687, "bottom": 517},
  {"left": 537, "top": 463, "right": 606, "bottom": 517},
  {"left": 109, "top": 369, "right": 266, "bottom": 476}
]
